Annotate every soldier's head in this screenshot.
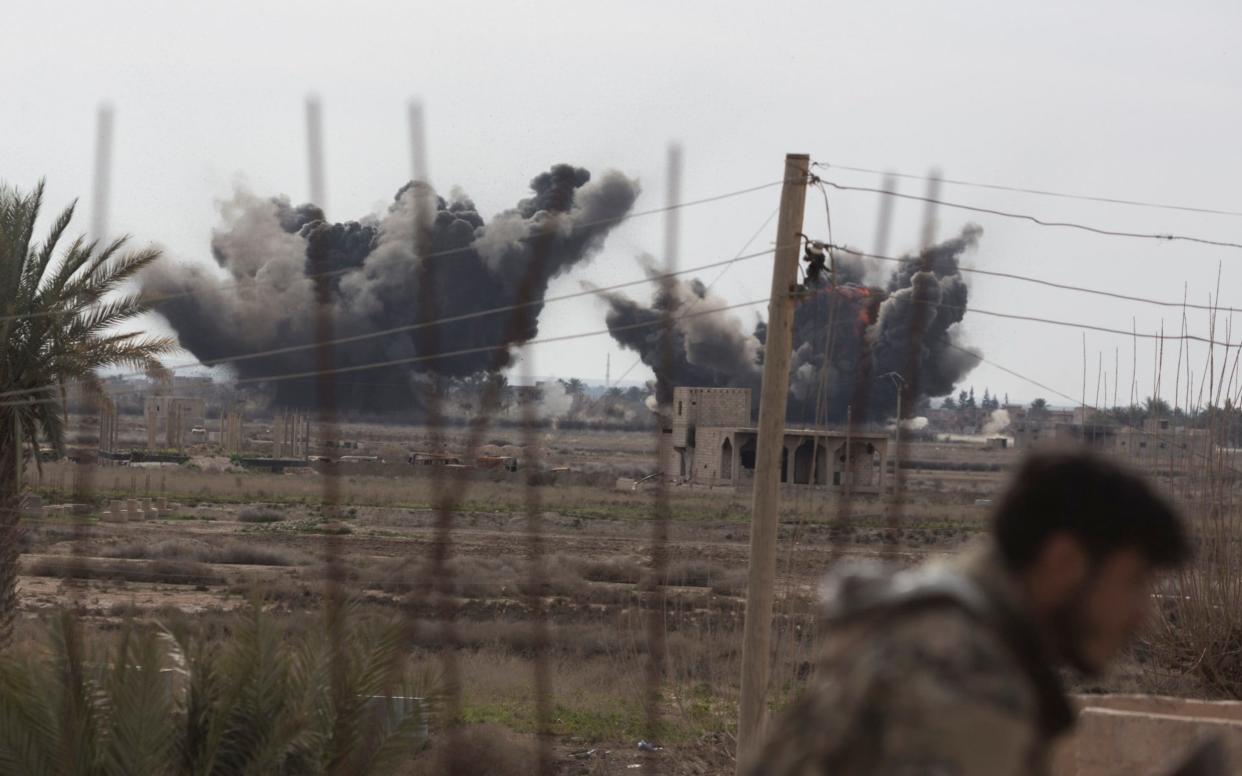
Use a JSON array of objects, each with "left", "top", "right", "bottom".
[{"left": 991, "top": 449, "right": 1189, "bottom": 674}]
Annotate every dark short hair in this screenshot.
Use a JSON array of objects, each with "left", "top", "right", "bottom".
[{"left": 992, "top": 449, "right": 1190, "bottom": 570}]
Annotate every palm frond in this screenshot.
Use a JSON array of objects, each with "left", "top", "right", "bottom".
[
  {"left": 67, "top": 292, "right": 158, "bottom": 339},
  {"left": 34, "top": 234, "right": 95, "bottom": 311},
  {"left": 101, "top": 624, "right": 177, "bottom": 776},
  {"left": 0, "top": 651, "right": 59, "bottom": 776},
  {"left": 0, "top": 182, "right": 44, "bottom": 301},
  {"left": 0, "top": 603, "right": 437, "bottom": 776},
  {"left": 47, "top": 611, "right": 104, "bottom": 774},
  {"left": 60, "top": 243, "right": 159, "bottom": 310},
  {"left": 25, "top": 200, "right": 77, "bottom": 299}
]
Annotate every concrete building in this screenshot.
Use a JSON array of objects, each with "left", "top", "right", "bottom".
[
  {"left": 408, "top": 451, "right": 461, "bottom": 466},
  {"left": 144, "top": 396, "right": 206, "bottom": 451},
  {"left": 1013, "top": 414, "right": 1211, "bottom": 470},
  {"left": 1013, "top": 418, "right": 1111, "bottom": 450},
  {"left": 663, "top": 386, "right": 890, "bottom": 493},
  {"left": 1116, "top": 418, "right": 1212, "bottom": 468}
]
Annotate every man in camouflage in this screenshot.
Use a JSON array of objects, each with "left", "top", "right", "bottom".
[{"left": 748, "top": 450, "right": 1190, "bottom": 776}]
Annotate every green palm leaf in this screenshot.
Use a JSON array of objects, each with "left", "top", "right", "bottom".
[{"left": 1, "top": 181, "right": 172, "bottom": 645}]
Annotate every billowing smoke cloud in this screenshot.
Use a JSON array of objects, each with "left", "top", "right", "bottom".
[
  {"left": 983, "top": 409, "right": 1011, "bottom": 436},
  {"left": 598, "top": 225, "right": 984, "bottom": 422},
  {"left": 595, "top": 257, "right": 761, "bottom": 396},
  {"left": 538, "top": 381, "right": 576, "bottom": 420},
  {"left": 145, "top": 165, "right": 639, "bottom": 412}
]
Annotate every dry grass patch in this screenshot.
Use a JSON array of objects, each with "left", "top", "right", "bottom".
[
  {"left": 25, "top": 556, "right": 223, "bottom": 586},
  {"left": 237, "top": 507, "right": 284, "bottom": 523},
  {"left": 360, "top": 555, "right": 586, "bottom": 598},
  {"left": 101, "top": 539, "right": 310, "bottom": 566},
  {"left": 578, "top": 557, "right": 644, "bottom": 584},
  {"left": 404, "top": 724, "right": 538, "bottom": 776}
]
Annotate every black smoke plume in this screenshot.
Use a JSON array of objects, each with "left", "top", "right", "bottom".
[
  {"left": 145, "top": 165, "right": 639, "bottom": 412},
  {"left": 598, "top": 225, "right": 983, "bottom": 422}
]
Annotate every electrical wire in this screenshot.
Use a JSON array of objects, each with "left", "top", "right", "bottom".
[
  {"left": 0, "top": 243, "right": 791, "bottom": 402},
  {"left": 817, "top": 179, "right": 1242, "bottom": 251},
  {"left": 0, "top": 178, "right": 789, "bottom": 325},
  {"left": 927, "top": 299, "right": 1242, "bottom": 348},
  {"left": 938, "top": 336, "right": 1242, "bottom": 474},
  {"left": 594, "top": 205, "right": 781, "bottom": 395},
  {"left": 826, "top": 244, "right": 1241, "bottom": 315},
  {"left": 14, "top": 247, "right": 1241, "bottom": 411},
  {"left": 0, "top": 297, "right": 773, "bottom": 409},
  {"left": 233, "top": 297, "right": 770, "bottom": 385},
  {"left": 812, "top": 161, "right": 1242, "bottom": 219}
]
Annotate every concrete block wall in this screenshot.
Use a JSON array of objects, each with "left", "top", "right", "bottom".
[
  {"left": 670, "top": 387, "right": 750, "bottom": 447},
  {"left": 688, "top": 387, "right": 751, "bottom": 427},
  {"left": 1053, "top": 694, "right": 1242, "bottom": 775},
  {"left": 693, "top": 427, "right": 728, "bottom": 483},
  {"left": 658, "top": 433, "right": 681, "bottom": 480}
]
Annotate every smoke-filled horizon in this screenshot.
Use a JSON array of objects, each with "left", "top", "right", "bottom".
[
  {"left": 598, "top": 225, "right": 984, "bottom": 423},
  {"left": 144, "top": 164, "right": 640, "bottom": 412}
]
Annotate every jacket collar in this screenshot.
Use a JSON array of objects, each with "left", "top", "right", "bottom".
[{"left": 955, "top": 545, "right": 1076, "bottom": 738}]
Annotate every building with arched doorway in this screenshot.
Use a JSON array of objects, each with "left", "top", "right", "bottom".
[{"left": 663, "top": 386, "right": 890, "bottom": 494}]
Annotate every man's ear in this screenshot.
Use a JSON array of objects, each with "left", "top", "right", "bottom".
[{"left": 1029, "top": 532, "right": 1090, "bottom": 603}]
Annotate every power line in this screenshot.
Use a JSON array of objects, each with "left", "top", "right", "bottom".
[
  {"left": 0, "top": 244, "right": 789, "bottom": 402},
  {"left": 817, "top": 179, "right": 1242, "bottom": 251},
  {"left": 15, "top": 232, "right": 1239, "bottom": 411},
  {"left": 0, "top": 178, "right": 788, "bottom": 325},
  {"left": 597, "top": 206, "right": 781, "bottom": 394},
  {"left": 183, "top": 248, "right": 782, "bottom": 369},
  {"left": 17, "top": 280, "right": 1239, "bottom": 411},
  {"left": 8, "top": 290, "right": 1237, "bottom": 410},
  {"left": 1, "top": 286, "right": 772, "bottom": 409},
  {"left": 939, "top": 337, "right": 1242, "bottom": 474},
  {"left": 932, "top": 300, "right": 1242, "bottom": 349},
  {"left": 212, "top": 299, "right": 774, "bottom": 389},
  {"left": 813, "top": 161, "right": 1242, "bottom": 219},
  {"left": 826, "top": 244, "right": 1241, "bottom": 315}
]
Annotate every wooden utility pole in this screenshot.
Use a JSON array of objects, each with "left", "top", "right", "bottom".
[{"left": 736, "top": 153, "right": 810, "bottom": 769}]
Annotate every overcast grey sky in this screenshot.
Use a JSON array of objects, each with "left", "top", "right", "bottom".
[{"left": 5, "top": 0, "right": 1241, "bottom": 408}]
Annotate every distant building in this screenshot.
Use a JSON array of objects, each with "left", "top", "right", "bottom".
[
  {"left": 477, "top": 455, "right": 519, "bottom": 472},
  {"left": 408, "top": 451, "right": 461, "bottom": 466},
  {"left": 98, "top": 398, "right": 119, "bottom": 454},
  {"left": 272, "top": 411, "right": 311, "bottom": 459},
  {"left": 221, "top": 406, "right": 245, "bottom": 455},
  {"left": 663, "top": 386, "right": 890, "bottom": 493},
  {"left": 1013, "top": 414, "right": 1211, "bottom": 469}
]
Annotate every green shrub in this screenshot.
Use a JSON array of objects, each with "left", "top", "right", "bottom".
[
  {"left": 238, "top": 508, "right": 283, "bottom": 523},
  {"left": 0, "top": 605, "right": 438, "bottom": 774}
]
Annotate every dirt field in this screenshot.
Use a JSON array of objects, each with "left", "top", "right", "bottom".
[{"left": 18, "top": 423, "right": 1019, "bottom": 773}]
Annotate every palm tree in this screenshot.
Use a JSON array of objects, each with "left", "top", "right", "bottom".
[
  {"left": 1028, "top": 398, "right": 1049, "bottom": 419},
  {"left": 557, "top": 377, "right": 586, "bottom": 397},
  {"left": 1143, "top": 396, "right": 1172, "bottom": 418},
  {"left": 0, "top": 181, "right": 174, "bottom": 644}
]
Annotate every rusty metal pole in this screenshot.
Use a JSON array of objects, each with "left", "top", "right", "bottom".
[{"left": 736, "top": 153, "right": 809, "bottom": 769}]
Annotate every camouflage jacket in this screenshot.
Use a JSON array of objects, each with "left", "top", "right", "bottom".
[{"left": 748, "top": 547, "right": 1075, "bottom": 776}]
